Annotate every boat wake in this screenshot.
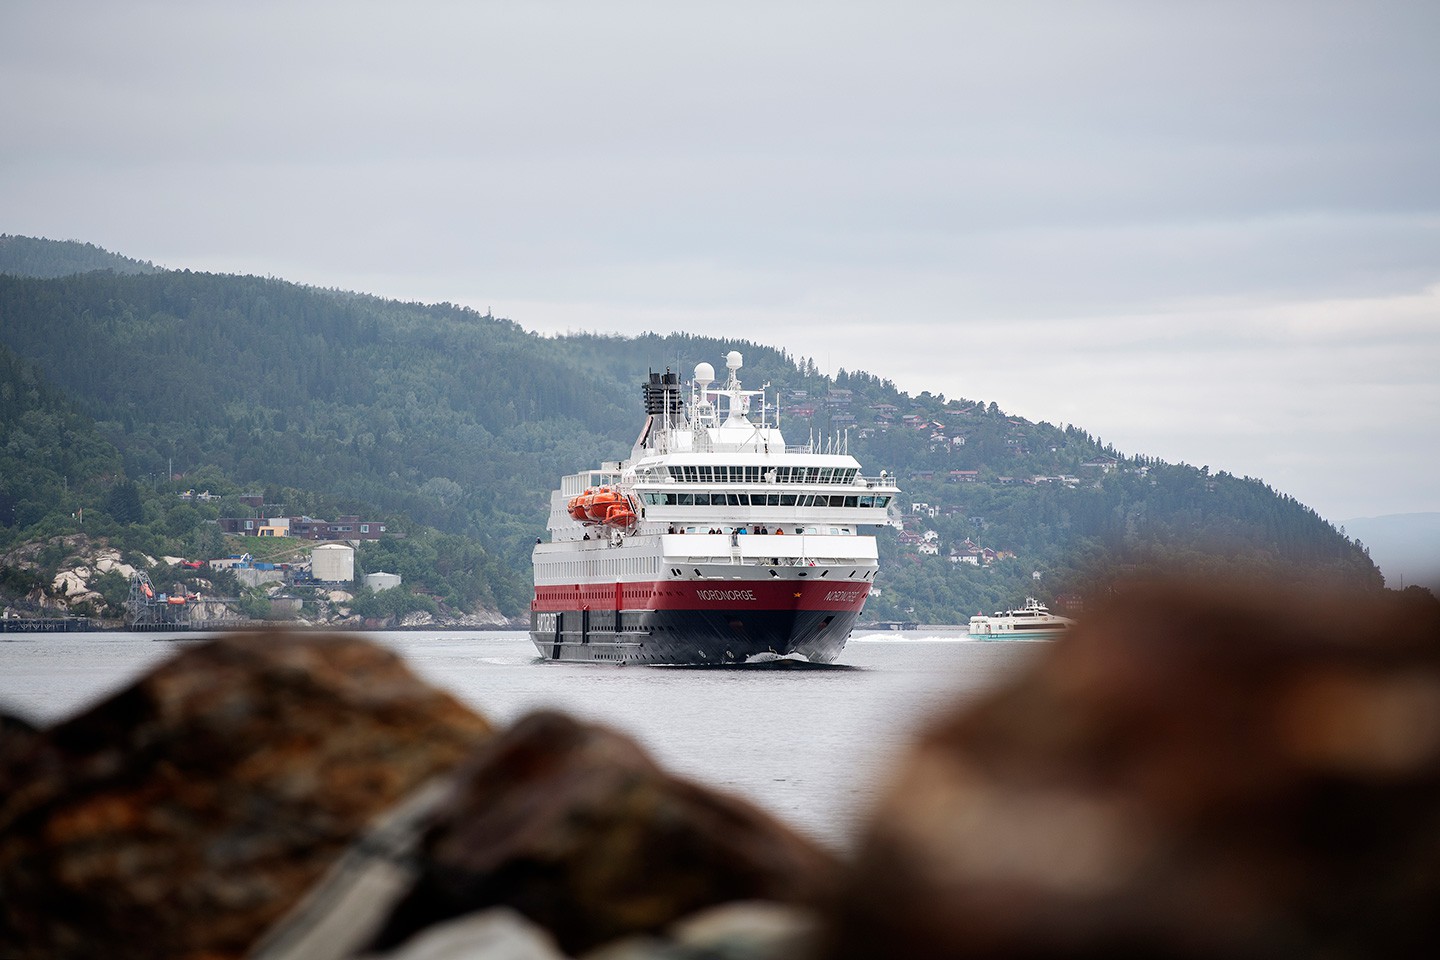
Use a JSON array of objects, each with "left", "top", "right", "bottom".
[
  {"left": 851, "top": 631, "right": 971, "bottom": 643},
  {"left": 658, "top": 654, "right": 858, "bottom": 671}
]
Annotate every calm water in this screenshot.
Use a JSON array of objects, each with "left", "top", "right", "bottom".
[{"left": 0, "top": 629, "right": 1042, "bottom": 849}]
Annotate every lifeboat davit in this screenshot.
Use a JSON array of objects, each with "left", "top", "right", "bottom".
[
  {"left": 603, "top": 499, "right": 637, "bottom": 528},
  {"left": 585, "top": 488, "right": 625, "bottom": 523}
]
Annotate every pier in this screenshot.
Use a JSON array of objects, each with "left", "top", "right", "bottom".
[{"left": 1, "top": 617, "right": 99, "bottom": 634}]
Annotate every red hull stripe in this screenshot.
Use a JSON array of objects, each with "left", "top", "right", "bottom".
[{"left": 532, "top": 579, "right": 870, "bottom": 613}]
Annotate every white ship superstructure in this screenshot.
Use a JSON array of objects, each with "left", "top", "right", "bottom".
[{"left": 531, "top": 351, "right": 900, "bottom": 664}]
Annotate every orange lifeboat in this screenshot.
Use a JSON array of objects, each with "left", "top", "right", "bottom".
[
  {"left": 568, "top": 488, "right": 594, "bottom": 521},
  {"left": 585, "top": 487, "right": 625, "bottom": 523}
]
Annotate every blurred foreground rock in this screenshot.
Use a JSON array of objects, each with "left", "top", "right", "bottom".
[
  {"left": 8, "top": 584, "right": 1439, "bottom": 960},
  {"left": 0, "top": 631, "right": 493, "bottom": 960},
  {"left": 826, "top": 581, "right": 1440, "bottom": 958},
  {"left": 363, "top": 710, "right": 837, "bottom": 957}
]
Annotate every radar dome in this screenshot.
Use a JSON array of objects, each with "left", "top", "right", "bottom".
[
  {"left": 694, "top": 361, "right": 715, "bottom": 385},
  {"left": 725, "top": 350, "right": 743, "bottom": 371}
]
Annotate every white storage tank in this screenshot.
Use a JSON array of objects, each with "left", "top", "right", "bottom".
[
  {"left": 364, "top": 571, "right": 402, "bottom": 592},
  {"left": 311, "top": 543, "right": 355, "bottom": 583}
]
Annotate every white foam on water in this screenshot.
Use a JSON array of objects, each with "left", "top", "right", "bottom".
[{"left": 850, "top": 631, "right": 972, "bottom": 643}]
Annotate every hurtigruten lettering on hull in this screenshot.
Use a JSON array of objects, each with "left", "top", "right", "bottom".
[{"left": 531, "top": 350, "right": 900, "bottom": 665}]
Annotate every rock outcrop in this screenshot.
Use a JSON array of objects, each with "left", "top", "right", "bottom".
[
  {"left": 366, "top": 710, "right": 838, "bottom": 957},
  {"left": 825, "top": 581, "right": 1440, "bottom": 959},
  {"left": 0, "top": 631, "right": 493, "bottom": 960}
]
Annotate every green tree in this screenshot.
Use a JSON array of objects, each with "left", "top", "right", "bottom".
[{"left": 103, "top": 479, "right": 144, "bottom": 525}]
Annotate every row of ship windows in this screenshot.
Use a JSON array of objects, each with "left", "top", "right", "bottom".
[
  {"left": 540, "top": 556, "right": 663, "bottom": 581},
  {"left": 664, "top": 466, "right": 860, "bottom": 484},
  {"left": 640, "top": 492, "right": 891, "bottom": 508}
]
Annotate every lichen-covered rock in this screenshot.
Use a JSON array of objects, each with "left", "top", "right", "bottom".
[
  {"left": 0, "top": 630, "right": 493, "bottom": 960},
  {"left": 825, "top": 581, "right": 1440, "bottom": 959},
  {"left": 368, "top": 711, "right": 838, "bottom": 957}
]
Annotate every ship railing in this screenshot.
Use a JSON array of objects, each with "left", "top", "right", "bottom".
[{"left": 678, "top": 555, "right": 867, "bottom": 568}]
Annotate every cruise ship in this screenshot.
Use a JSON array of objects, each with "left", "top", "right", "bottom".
[{"left": 530, "top": 351, "right": 900, "bottom": 664}]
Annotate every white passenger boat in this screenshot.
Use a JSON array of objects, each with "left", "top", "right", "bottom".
[{"left": 968, "top": 597, "right": 1075, "bottom": 640}]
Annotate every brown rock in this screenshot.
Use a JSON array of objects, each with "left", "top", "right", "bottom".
[
  {"left": 826, "top": 581, "right": 1440, "bottom": 959},
  {"left": 0, "top": 630, "right": 492, "bottom": 960},
  {"left": 368, "top": 710, "right": 838, "bottom": 956},
  {"left": 0, "top": 710, "right": 40, "bottom": 772}
]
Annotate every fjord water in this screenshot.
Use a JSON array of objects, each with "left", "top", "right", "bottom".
[{"left": 0, "top": 630, "right": 1041, "bottom": 848}]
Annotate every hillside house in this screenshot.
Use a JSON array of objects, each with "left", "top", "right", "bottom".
[
  {"left": 949, "top": 538, "right": 983, "bottom": 564},
  {"left": 218, "top": 517, "right": 262, "bottom": 535},
  {"left": 291, "top": 516, "right": 388, "bottom": 541},
  {"left": 220, "top": 515, "right": 388, "bottom": 541}
]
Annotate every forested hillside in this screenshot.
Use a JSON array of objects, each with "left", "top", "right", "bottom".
[
  {"left": 0, "top": 234, "right": 161, "bottom": 279},
  {"left": 0, "top": 238, "right": 1383, "bottom": 622}
]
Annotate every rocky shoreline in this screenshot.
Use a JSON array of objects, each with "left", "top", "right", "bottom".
[{"left": 4, "top": 581, "right": 1440, "bottom": 959}]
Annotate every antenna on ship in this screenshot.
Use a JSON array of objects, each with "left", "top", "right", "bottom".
[{"left": 693, "top": 360, "right": 716, "bottom": 429}]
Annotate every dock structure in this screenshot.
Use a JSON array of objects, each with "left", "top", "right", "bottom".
[
  {"left": 124, "top": 571, "right": 248, "bottom": 632},
  {"left": 0, "top": 617, "right": 98, "bottom": 633},
  {"left": 126, "top": 571, "right": 193, "bottom": 630}
]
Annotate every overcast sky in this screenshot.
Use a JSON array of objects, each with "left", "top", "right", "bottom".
[{"left": 3, "top": 1, "right": 1438, "bottom": 525}]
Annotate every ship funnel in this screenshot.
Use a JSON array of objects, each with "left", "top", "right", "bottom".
[{"left": 642, "top": 369, "right": 682, "bottom": 417}]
